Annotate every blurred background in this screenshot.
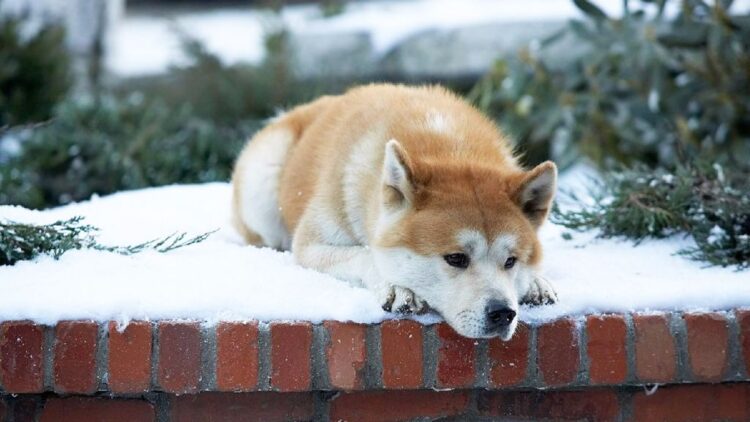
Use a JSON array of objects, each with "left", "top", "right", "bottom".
[{"left": 1, "top": 0, "right": 749, "bottom": 216}]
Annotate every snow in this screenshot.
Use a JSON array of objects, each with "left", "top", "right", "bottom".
[
  {"left": 283, "top": 0, "right": 625, "bottom": 55},
  {"left": 707, "top": 225, "right": 727, "bottom": 245},
  {"left": 1, "top": 169, "right": 748, "bottom": 327},
  {"left": 110, "top": 0, "right": 608, "bottom": 76},
  {"left": 106, "top": 12, "right": 268, "bottom": 76},
  {"left": 0, "top": 184, "right": 389, "bottom": 326},
  {"left": 109, "top": 0, "right": 750, "bottom": 77}
]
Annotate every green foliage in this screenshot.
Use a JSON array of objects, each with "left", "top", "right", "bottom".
[
  {"left": 553, "top": 164, "right": 750, "bottom": 269},
  {"left": 0, "top": 217, "right": 214, "bottom": 266},
  {"left": 320, "top": 0, "right": 347, "bottom": 17},
  {"left": 124, "top": 32, "right": 308, "bottom": 124},
  {"left": 0, "top": 16, "right": 71, "bottom": 126},
  {"left": 470, "top": 0, "right": 750, "bottom": 169},
  {"left": 0, "top": 28, "right": 355, "bottom": 209},
  {"left": 1, "top": 217, "right": 95, "bottom": 265},
  {"left": 97, "top": 230, "right": 215, "bottom": 255},
  {"left": 0, "top": 95, "right": 259, "bottom": 208}
]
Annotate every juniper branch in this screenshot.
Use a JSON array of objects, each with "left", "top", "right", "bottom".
[
  {"left": 1, "top": 217, "right": 215, "bottom": 266},
  {"left": 552, "top": 164, "right": 750, "bottom": 269}
]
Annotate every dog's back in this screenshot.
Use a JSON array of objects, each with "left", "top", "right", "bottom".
[{"left": 232, "top": 84, "right": 521, "bottom": 249}]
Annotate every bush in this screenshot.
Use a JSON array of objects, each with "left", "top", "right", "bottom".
[
  {"left": 470, "top": 0, "right": 750, "bottom": 169},
  {"left": 0, "top": 95, "right": 259, "bottom": 208},
  {"left": 553, "top": 163, "right": 750, "bottom": 269},
  {"left": 0, "top": 16, "right": 71, "bottom": 127},
  {"left": 0, "top": 29, "right": 365, "bottom": 209},
  {"left": 0, "top": 30, "right": 311, "bottom": 208},
  {"left": 122, "top": 33, "right": 308, "bottom": 124},
  {"left": 0, "top": 217, "right": 96, "bottom": 265}
]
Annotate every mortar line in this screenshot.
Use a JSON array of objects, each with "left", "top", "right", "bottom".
[
  {"left": 257, "top": 322, "right": 272, "bottom": 391},
  {"left": 364, "top": 324, "right": 382, "bottom": 389},
  {"left": 200, "top": 324, "right": 216, "bottom": 391},
  {"left": 670, "top": 312, "right": 689, "bottom": 383},
  {"left": 726, "top": 311, "right": 744, "bottom": 380},
  {"left": 423, "top": 324, "right": 438, "bottom": 390},
  {"left": 624, "top": 314, "right": 637, "bottom": 385},
  {"left": 150, "top": 322, "right": 160, "bottom": 391},
  {"left": 96, "top": 322, "right": 109, "bottom": 392},
  {"left": 43, "top": 325, "right": 55, "bottom": 392},
  {"left": 311, "top": 324, "right": 330, "bottom": 390},
  {"left": 577, "top": 316, "right": 589, "bottom": 386}
]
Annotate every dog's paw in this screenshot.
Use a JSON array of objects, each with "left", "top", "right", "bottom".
[
  {"left": 380, "top": 285, "right": 429, "bottom": 315},
  {"left": 521, "top": 274, "right": 558, "bottom": 306}
]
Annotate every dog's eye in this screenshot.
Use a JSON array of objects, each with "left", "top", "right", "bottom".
[
  {"left": 444, "top": 253, "right": 470, "bottom": 269},
  {"left": 504, "top": 256, "right": 517, "bottom": 270}
]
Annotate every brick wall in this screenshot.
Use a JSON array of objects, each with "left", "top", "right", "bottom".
[{"left": 1, "top": 311, "right": 749, "bottom": 421}]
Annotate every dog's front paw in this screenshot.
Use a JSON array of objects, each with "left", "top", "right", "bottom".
[
  {"left": 380, "top": 285, "right": 429, "bottom": 315},
  {"left": 521, "top": 274, "right": 558, "bottom": 306}
]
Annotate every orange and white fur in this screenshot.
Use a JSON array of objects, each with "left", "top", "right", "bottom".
[{"left": 231, "top": 84, "right": 557, "bottom": 339}]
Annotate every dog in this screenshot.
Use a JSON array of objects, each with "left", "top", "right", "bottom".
[{"left": 231, "top": 84, "right": 557, "bottom": 340}]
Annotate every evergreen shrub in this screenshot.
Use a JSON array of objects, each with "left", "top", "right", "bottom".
[{"left": 0, "top": 16, "right": 71, "bottom": 126}]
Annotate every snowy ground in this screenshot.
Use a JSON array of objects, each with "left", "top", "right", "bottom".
[
  {"left": 108, "top": 0, "right": 750, "bottom": 77},
  {"left": 110, "top": 0, "right": 611, "bottom": 76},
  {"left": 1, "top": 167, "right": 748, "bottom": 326}
]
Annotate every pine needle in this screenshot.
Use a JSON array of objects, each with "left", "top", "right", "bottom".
[
  {"left": 553, "top": 164, "right": 750, "bottom": 269},
  {"left": 1, "top": 217, "right": 215, "bottom": 266}
]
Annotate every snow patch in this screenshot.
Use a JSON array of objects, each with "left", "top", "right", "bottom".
[
  {"left": 104, "top": 0, "right": 640, "bottom": 77},
  {"left": 707, "top": 225, "right": 727, "bottom": 245},
  {"left": 1, "top": 173, "right": 748, "bottom": 326}
]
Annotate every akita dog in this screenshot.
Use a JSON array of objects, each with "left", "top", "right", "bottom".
[{"left": 231, "top": 84, "right": 557, "bottom": 339}]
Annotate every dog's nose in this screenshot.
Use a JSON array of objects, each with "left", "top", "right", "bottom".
[{"left": 486, "top": 300, "right": 516, "bottom": 329}]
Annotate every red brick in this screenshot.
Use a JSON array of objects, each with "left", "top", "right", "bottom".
[
  {"left": 330, "top": 390, "right": 470, "bottom": 422},
  {"left": 270, "top": 322, "right": 312, "bottom": 392},
  {"left": 380, "top": 320, "right": 423, "bottom": 389},
  {"left": 171, "top": 392, "right": 314, "bottom": 422},
  {"left": 157, "top": 322, "right": 201, "bottom": 394},
  {"left": 0, "top": 322, "right": 44, "bottom": 393},
  {"left": 324, "top": 321, "right": 367, "bottom": 390},
  {"left": 488, "top": 323, "right": 530, "bottom": 387},
  {"left": 586, "top": 315, "right": 628, "bottom": 384},
  {"left": 684, "top": 313, "right": 728, "bottom": 382},
  {"left": 735, "top": 310, "right": 750, "bottom": 375},
  {"left": 39, "top": 397, "right": 154, "bottom": 422},
  {"left": 108, "top": 321, "right": 151, "bottom": 393},
  {"left": 480, "top": 389, "right": 620, "bottom": 421},
  {"left": 537, "top": 318, "right": 579, "bottom": 386},
  {"left": 436, "top": 323, "right": 475, "bottom": 388},
  {"left": 633, "top": 314, "right": 676, "bottom": 383},
  {"left": 631, "top": 383, "right": 750, "bottom": 422},
  {"left": 216, "top": 322, "right": 258, "bottom": 392},
  {"left": 53, "top": 321, "right": 98, "bottom": 394}
]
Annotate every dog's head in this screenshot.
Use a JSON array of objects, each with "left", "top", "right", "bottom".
[{"left": 373, "top": 140, "right": 557, "bottom": 340}]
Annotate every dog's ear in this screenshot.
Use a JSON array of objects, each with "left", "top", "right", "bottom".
[
  {"left": 382, "top": 139, "right": 416, "bottom": 207},
  {"left": 514, "top": 161, "right": 557, "bottom": 228}
]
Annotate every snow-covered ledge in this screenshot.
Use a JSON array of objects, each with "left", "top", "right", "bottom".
[{"left": 2, "top": 179, "right": 750, "bottom": 420}]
